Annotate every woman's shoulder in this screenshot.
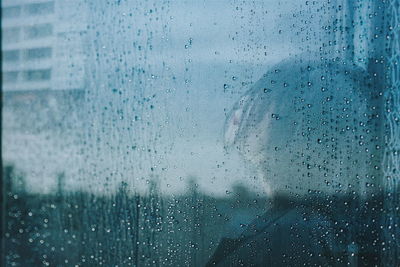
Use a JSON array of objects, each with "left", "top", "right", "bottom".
[{"left": 206, "top": 196, "right": 361, "bottom": 266}]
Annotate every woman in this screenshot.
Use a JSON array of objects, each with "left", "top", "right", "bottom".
[{"left": 207, "top": 53, "right": 382, "bottom": 266}]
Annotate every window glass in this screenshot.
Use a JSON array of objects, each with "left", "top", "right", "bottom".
[
  {"left": 22, "top": 69, "right": 51, "bottom": 81},
  {"left": 2, "top": 50, "right": 20, "bottom": 62},
  {"left": 2, "top": 27, "right": 20, "bottom": 43},
  {"left": 2, "top": 71, "right": 19, "bottom": 83},
  {"left": 2, "top": 6, "right": 21, "bottom": 18},
  {"left": 2, "top": 0, "right": 399, "bottom": 266},
  {"left": 24, "top": 47, "right": 52, "bottom": 60},
  {"left": 24, "top": 24, "right": 53, "bottom": 39},
  {"left": 24, "top": 1, "right": 54, "bottom": 16}
]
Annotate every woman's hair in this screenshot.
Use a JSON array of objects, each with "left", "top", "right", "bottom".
[{"left": 225, "top": 53, "right": 379, "bottom": 196}]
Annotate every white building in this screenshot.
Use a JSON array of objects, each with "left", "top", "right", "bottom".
[
  {"left": 2, "top": 0, "right": 87, "bottom": 92},
  {"left": 2, "top": 0, "right": 89, "bottom": 193}
]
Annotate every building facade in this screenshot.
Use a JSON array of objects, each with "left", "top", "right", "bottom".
[
  {"left": 2, "top": 0, "right": 88, "bottom": 193},
  {"left": 2, "top": 0, "right": 87, "bottom": 92}
]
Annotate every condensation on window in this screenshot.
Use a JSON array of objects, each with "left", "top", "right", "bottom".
[{"left": 1, "top": 0, "right": 399, "bottom": 266}]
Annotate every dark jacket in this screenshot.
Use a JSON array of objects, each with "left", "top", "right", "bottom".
[{"left": 206, "top": 196, "right": 381, "bottom": 267}]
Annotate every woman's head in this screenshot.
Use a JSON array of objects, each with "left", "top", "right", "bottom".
[{"left": 225, "top": 54, "right": 378, "bottom": 197}]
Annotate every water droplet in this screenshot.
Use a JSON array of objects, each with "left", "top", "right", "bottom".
[{"left": 271, "top": 113, "right": 280, "bottom": 120}]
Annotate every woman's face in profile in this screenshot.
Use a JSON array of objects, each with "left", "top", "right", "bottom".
[
  {"left": 239, "top": 108, "right": 320, "bottom": 195},
  {"left": 226, "top": 57, "right": 375, "bottom": 197}
]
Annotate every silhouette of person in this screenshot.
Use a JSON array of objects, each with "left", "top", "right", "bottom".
[{"left": 206, "top": 53, "right": 381, "bottom": 266}]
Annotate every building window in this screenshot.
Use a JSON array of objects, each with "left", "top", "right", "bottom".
[
  {"left": 24, "top": 24, "right": 53, "bottom": 39},
  {"left": 2, "top": 5, "right": 21, "bottom": 18},
  {"left": 24, "top": 1, "right": 54, "bottom": 16},
  {"left": 24, "top": 47, "right": 52, "bottom": 60},
  {"left": 2, "top": 27, "right": 20, "bottom": 43},
  {"left": 2, "top": 50, "right": 20, "bottom": 62},
  {"left": 23, "top": 69, "right": 51, "bottom": 81},
  {"left": 2, "top": 71, "right": 19, "bottom": 83}
]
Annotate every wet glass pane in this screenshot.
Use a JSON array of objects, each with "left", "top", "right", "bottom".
[{"left": 1, "top": 0, "right": 399, "bottom": 266}]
